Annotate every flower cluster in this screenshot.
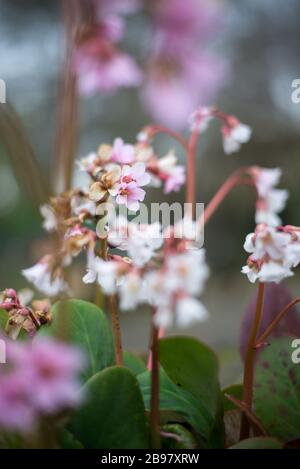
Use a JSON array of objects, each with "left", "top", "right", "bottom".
[
  {"left": 83, "top": 217, "right": 209, "bottom": 329},
  {"left": 22, "top": 135, "right": 185, "bottom": 297},
  {"left": 0, "top": 337, "right": 84, "bottom": 433},
  {"left": 242, "top": 224, "right": 300, "bottom": 283},
  {"left": 189, "top": 106, "right": 252, "bottom": 154},
  {"left": 248, "top": 166, "right": 288, "bottom": 226}
]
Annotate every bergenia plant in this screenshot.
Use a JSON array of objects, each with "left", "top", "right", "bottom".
[{"left": 1, "top": 0, "right": 300, "bottom": 453}]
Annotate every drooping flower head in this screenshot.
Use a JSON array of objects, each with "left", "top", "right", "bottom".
[{"left": 242, "top": 224, "right": 300, "bottom": 283}]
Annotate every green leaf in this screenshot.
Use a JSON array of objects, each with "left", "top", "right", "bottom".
[
  {"left": 159, "top": 336, "right": 222, "bottom": 443},
  {"left": 123, "top": 351, "right": 146, "bottom": 376},
  {"left": 69, "top": 366, "right": 149, "bottom": 449},
  {"left": 254, "top": 336, "right": 300, "bottom": 442},
  {"left": 229, "top": 437, "right": 283, "bottom": 449},
  {"left": 56, "top": 428, "right": 84, "bottom": 449},
  {"left": 0, "top": 309, "right": 8, "bottom": 331},
  {"left": 222, "top": 384, "right": 243, "bottom": 412},
  {"left": 138, "top": 368, "right": 212, "bottom": 439},
  {"left": 38, "top": 299, "right": 115, "bottom": 381},
  {"left": 161, "top": 424, "right": 197, "bottom": 449},
  {"left": 0, "top": 309, "right": 27, "bottom": 341}
]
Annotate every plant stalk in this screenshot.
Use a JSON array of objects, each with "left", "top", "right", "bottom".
[
  {"left": 150, "top": 310, "right": 161, "bottom": 449},
  {"left": 240, "top": 282, "right": 265, "bottom": 440},
  {"left": 99, "top": 237, "right": 123, "bottom": 366}
]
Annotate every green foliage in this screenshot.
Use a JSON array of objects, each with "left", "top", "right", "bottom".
[
  {"left": 0, "top": 309, "right": 8, "bottom": 331},
  {"left": 222, "top": 384, "right": 243, "bottom": 412},
  {"left": 161, "top": 424, "right": 197, "bottom": 449},
  {"left": 38, "top": 299, "right": 115, "bottom": 382},
  {"left": 229, "top": 437, "right": 283, "bottom": 449},
  {"left": 69, "top": 366, "right": 149, "bottom": 449},
  {"left": 123, "top": 351, "right": 147, "bottom": 376},
  {"left": 138, "top": 336, "right": 224, "bottom": 447},
  {"left": 254, "top": 336, "right": 300, "bottom": 442}
]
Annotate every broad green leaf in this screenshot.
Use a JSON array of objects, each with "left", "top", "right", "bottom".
[
  {"left": 230, "top": 437, "right": 283, "bottom": 449},
  {"left": 123, "top": 351, "right": 146, "bottom": 376},
  {"left": 69, "top": 366, "right": 149, "bottom": 449},
  {"left": 254, "top": 336, "right": 300, "bottom": 442},
  {"left": 38, "top": 299, "right": 115, "bottom": 381},
  {"left": 159, "top": 336, "right": 222, "bottom": 443},
  {"left": 138, "top": 368, "right": 212, "bottom": 440}
]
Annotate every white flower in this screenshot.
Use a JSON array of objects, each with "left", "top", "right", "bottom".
[
  {"left": 40, "top": 205, "right": 57, "bottom": 232},
  {"left": 22, "top": 261, "right": 68, "bottom": 297},
  {"left": 254, "top": 168, "right": 282, "bottom": 198},
  {"left": 153, "top": 297, "right": 209, "bottom": 329},
  {"left": 176, "top": 297, "right": 208, "bottom": 328},
  {"left": 222, "top": 123, "right": 252, "bottom": 155},
  {"left": 77, "top": 152, "right": 98, "bottom": 172},
  {"left": 153, "top": 306, "right": 173, "bottom": 329},
  {"left": 127, "top": 222, "right": 163, "bottom": 267},
  {"left": 119, "top": 272, "right": 143, "bottom": 310},
  {"left": 83, "top": 251, "right": 117, "bottom": 294},
  {"left": 242, "top": 224, "right": 298, "bottom": 283},
  {"left": 143, "top": 271, "right": 171, "bottom": 308},
  {"left": 252, "top": 167, "right": 289, "bottom": 227},
  {"left": 244, "top": 225, "right": 290, "bottom": 261},
  {"left": 107, "top": 215, "right": 129, "bottom": 250},
  {"left": 165, "top": 250, "right": 209, "bottom": 296}
]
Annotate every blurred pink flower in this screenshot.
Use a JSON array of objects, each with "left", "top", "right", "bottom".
[
  {"left": 141, "top": 0, "right": 228, "bottom": 128},
  {"left": 0, "top": 338, "right": 85, "bottom": 433},
  {"left": 0, "top": 370, "right": 35, "bottom": 432},
  {"left": 75, "top": 36, "right": 142, "bottom": 95},
  {"left": 111, "top": 138, "right": 135, "bottom": 164},
  {"left": 141, "top": 54, "right": 227, "bottom": 129},
  {"left": 22, "top": 339, "right": 84, "bottom": 414}
]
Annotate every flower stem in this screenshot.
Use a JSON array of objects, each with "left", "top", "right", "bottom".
[
  {"left": 186, "top": 130, "right": 200, "bottom": 218},
  {"left": 149, "top": 125, "right": 188, "bottom": 150},
  {"left": 203, "top": 169, "right": 252, "bottom": 224},
  {"left": 150, "top": 309, "right": 161, "bottom": 449},
  {"left": 99, "top": 238, "right": 123, "bottom": 366},
  {"left": 255, "top": 297, "right": 300, "bottom": 345},
  {"left": 240, "top": 282, "right": 265, "bottom": 440},
  {"left": 108, "top": 293, "right": 123, "bottom": 366}
]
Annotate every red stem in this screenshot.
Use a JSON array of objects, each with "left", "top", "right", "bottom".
[
  {"left": 256, "top": 297, "right": 300, "bottom": 345},
  {"left": 150, "top": 310, "right": 161, "bottom": 449},
  {"left": 149, "top": 125, "right": 188, "bottom": 150},
  {"left": 240, "top": 282, "right": 265, "bottom": 440},
  {"left": 203, "top": 169, "right": 252, "bottom": 225},
  {"left": 186, "top": 130, "right": 200, "bottom": 217}
]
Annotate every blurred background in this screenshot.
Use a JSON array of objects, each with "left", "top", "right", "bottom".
[{"left": 1, "top": 0, "right": 300, "bottom": 384}]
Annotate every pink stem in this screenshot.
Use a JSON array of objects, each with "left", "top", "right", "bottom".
[{"left": 149, "top": 125, "right": 188, "bottom": 150}]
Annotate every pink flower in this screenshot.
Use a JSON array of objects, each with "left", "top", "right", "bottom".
[
  {"left": 74, "top": 33, "right": 142, "bottom": 95},
  {"left": 141, "top": 54, "right": 227, "bottom": 129},
  {"left": 21, "top": 339, "right": 84, "bottom": 414},
  {"left": 0, "top": 338, "right": 84, "bottom": 433},
  {"left": 110, "top": 138, "right": 135, "bottom": 164},
  {"left": 116, "top": 162, "right": 151, "bottom": 211},
  {"left": 0, "top": 368, "right": 35, "bottom": 432},
  {"left": 157, "top": 152, "right": 185, "bottom": 193}
]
